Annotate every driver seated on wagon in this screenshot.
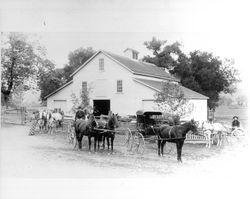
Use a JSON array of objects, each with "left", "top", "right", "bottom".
[{"left": 232, "top": 116, "right": 240, "bottom": 130}]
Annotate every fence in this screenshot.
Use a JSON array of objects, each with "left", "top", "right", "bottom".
[{"left": 1, "top": 107, "right": 28, "bottom": 125}]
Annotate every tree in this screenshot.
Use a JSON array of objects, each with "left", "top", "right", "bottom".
[
  {"left": 63, "top": 47, "right": 95, "bottom": 81},
  {"left": 185, "top": 51, "right": 240, "bottom": 109},
  {"left": 38, "top": 47, "right": 96, "bottom": 101},
  {"left": 143, "top": 38, "right": 184, "bottom": 71},
  {"left": 154, "top": 82, "right": 194, "bottom": 124},
  {"left": 38, "top": 70, "right": 63, "bottom": 101},
  {"left": 1, "top": 33, "right": 38, "bottom": 106},
  {"left": 143, "top": 37, "right": 240, "bottom": 110},
  {"left": 71, "top": 88, "right": 93, "bottom": 114},
  {"left": 235, "top": 95, "right": 248, "bottom": 107},
  {"left": 144, "top": 36, "right": 167, "bottom": 56},
  {"left": 9, "top": 83, "right": 25, "bottom": 107},
  {"left": 1, "top": 33, "right": 54, "bottom": 106}
]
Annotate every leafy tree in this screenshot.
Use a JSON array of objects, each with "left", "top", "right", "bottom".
[
  {"left": 154, "top": 82, "right": 194, "bottom": 124},
  {"left": 9, "top": 83, "right": 25, "bottom": 107},
  {"left": 63, "top": 47, "right": 95, "bottom": 81},
  {"left": 1, "top": 33, "right": 38, "bottom": 106},
  {"left": 38, "top": 70, "right": 63, "bottom": 101},
  {"left": 143, "top": 37, "right": 240, "bottom": 110},
  {"left": 39, "top": 47, "right": 96, "bottom": 101},
  {"left": 143, "top": 38, "right": 184, "bottom": 71},
  {"left": 71, "top": 88, "right": 93, "bottom": 114},
  {"left": 1, "top": 33, "right": 55, "bottom": 106},
  {"left": 144, "top": 36, "right": 167, "bottom": 56},
  {"left": 235, "top": 95, "right": 248, "bottom": 107},
  {"left": 185, "top": 51, "right": 240, "bottom": 109}
]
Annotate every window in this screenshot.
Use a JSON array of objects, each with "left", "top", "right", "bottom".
[
  {"left": 82, "top": 81, "right": 87, "bottom": 92},
  {"left": 99, "top": 58, "right": 104, "bottom": 71},
  {"left": 132, "top": 52, "right": 138, "bottom": 59},
  {"left": 117, "top": 80, "right": 123, "bottom": 93}
]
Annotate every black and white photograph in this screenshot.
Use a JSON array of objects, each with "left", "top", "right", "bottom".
[{"left": 0, "top": 0, "right": 249, "bottom": 198}]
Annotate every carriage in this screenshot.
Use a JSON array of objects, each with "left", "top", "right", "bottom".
[
  {"left": 125, "top": 110, "right": 164, "bottom": 154},
  {"left": 124, "top": 110, "right": 214, "bottom": 154}
]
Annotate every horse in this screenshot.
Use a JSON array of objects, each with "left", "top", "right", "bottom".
[
  {"left": 51, "top": 112, "right": 63, "bottom": 129},
  {"left": 101, "top": 113, "right": 119, "bottom": 153},
  {"left": 151, "top": 119, "right": 198, "bottom": 162},
  {"left": 87, "top": 114, "right": 101, "bottom": 152},
  {"left": 37, "top": 110, "right": 47, "bottom": 133},
  {"left": 201, "top": 121, "right": 229, "bottom": 146},
  {"left": 47, "top": 115, "right": 56, "bottom": 134},
  {"left": 74, "top": 113, "right": 97, "bottom": 150},
  {"left": 37, "top": 118, "right": 45, "bottom": 134}
]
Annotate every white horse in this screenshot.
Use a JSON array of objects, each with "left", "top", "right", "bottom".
[
  {"left": 37, "top": 110, "right": 48, "bottom": 133},
  {"left": 51, "top": 112, "right": 63, "bottom": 128},
  {"left": 47, "top": 116, "right": 56, "bottom": 134},
  {"left": 201, "top": 121, "right": 229, "bottom": 147}
]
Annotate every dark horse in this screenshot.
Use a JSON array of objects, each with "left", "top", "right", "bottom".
[
  {"left": 97, "top": 112, "right": 119, "bottom": 153},
  {"left": 87, "top": 114, "right": 100, "bottom": 151},
  {"left": 151, "top": 119, "right": 198, "bottom": 162},
  {"left": 74, "top": 113, "right": 97, "bottom": 151}
]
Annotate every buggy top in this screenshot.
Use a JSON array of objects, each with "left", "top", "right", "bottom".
[
  {"left": 136, "top": 110, "right": 162, "bottom": 127},
  {"left": 136, "top": 110, "right": 162, "bottom": 116}
]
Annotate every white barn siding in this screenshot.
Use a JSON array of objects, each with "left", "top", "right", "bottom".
[
  {"left": 46, "top": 51, "right": 208, "bottom": 120},
  {"left": 134, "top": 98, "right": 208, "bottom": 122},
  {"left": 72, "top": 52, "right": 136, "bottom": 115},
  {"left": 183, "top": 99, "right": 208, "bottom": 122},
  {"left": 47, "top": 83, "right": 74, "bottom": 114}
]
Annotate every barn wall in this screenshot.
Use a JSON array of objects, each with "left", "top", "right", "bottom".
[
  {"left": 47, "top": 51, "right": 207, "bottom": 119},
  {"left": 137, "top": 98, "right": 208, "bottom": 122},
  {"left": 184, "top": 99, "right": 208, "bottom": 122},
  {"left": 72, "top": 52, "right": 138, "bottom": 115},
  {"left": 46, "top": 83, "right": 74, "bottom": 114}
]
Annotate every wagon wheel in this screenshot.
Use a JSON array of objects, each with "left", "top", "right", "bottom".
[
  {"left": 68, "top": 122, "right": 77, "bottom": 148},
  {"left": 124, "top": 128, "right": 132, "bottom": 149},
  {"left": 131, "top": 132, "right": 145, "bottom": 154},
  {"left": 232, "top": 128, "right": 245, "bottom": 136}
]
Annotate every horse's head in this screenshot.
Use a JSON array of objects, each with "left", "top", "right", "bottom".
[
  {"left": 87, "top": 113, "right": 97, "bottom": 128},
  {"left": 107, "top": 113, "right": 119, "bottom": 129}
]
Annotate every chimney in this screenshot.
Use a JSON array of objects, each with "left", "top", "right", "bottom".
[{"left": 124, "top": 48, "right": 139, "bottom": 60}]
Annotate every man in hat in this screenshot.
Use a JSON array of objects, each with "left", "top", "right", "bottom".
[
  {"left": 232, "top": 116, "right": 240, "bottom": 130},
  {"left": 75, "top": 106, "right": 85, "bottom": 121}
]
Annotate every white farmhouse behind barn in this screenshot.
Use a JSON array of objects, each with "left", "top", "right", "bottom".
[{"left": 45, "top": 49, "right": 208, "bottom": 122}]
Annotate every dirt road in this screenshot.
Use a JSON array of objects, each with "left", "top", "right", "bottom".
[{"left": 0, "top": 124, "right": 248, "bottom": 178}]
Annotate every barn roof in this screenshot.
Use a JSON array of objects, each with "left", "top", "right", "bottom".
[
  {"left": 104, "top": 51, "right": 178, "bottom": 81},
  {"left": 71, "top": 50, "right": 179, "bottom": 81},
  {"left": 43, "top": 80, "right": 73, "bottom": 100},
  {"left": 134, "top": 78, "right": 209, "bottom": 100}
]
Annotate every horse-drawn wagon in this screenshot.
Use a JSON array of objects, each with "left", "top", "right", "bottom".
[
  {"left": 125, "top": 110, "right": 199, "bottom": 161},
  {"left": 124, "top": 110, "right": 163, "bottom": 154}
]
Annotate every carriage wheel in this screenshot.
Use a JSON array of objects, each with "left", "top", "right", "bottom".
[
  {"left": 232, "top": 128, "right": 245, "bottom": 136},
  {"left": 131, "top": 132, "right": 145, "bottom": 154},
  {"left": 124, "top": 128, "right": 132, "bottom": 149}
]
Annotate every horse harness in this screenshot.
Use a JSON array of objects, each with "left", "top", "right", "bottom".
[{"left": 150, "top": 126, "right": 187, "bottom": 141}]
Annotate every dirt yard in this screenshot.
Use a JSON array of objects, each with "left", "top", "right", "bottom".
[
  {"left": 0, "top": 123, "right": 249, "bottom": 179},
  {"left": 1, "top": 123, "right": 250, "bottom": 199}
]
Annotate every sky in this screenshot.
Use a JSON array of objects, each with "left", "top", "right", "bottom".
[{"left": 0, "top": 0, "right": 249, "bottom": 91}]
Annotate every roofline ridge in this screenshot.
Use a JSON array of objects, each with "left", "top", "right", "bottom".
[{"left": 44, "top": 80, "right": 73, "bottom": 99}]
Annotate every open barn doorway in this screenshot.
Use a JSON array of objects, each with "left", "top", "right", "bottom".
[{"left": 93, "top": 100, "right": 110, "bottom": 116}]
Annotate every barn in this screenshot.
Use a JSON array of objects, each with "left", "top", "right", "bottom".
[{"left": 44, "top": 48, "right": 208, "bottom": 121}]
